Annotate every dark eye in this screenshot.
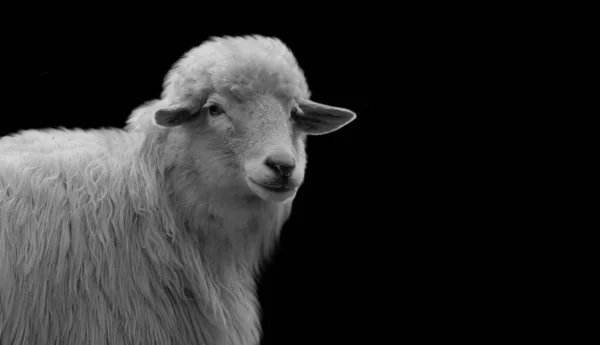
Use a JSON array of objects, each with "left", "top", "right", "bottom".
[
  {"left": 207, "top": 104, "right": 224, "bottom": 116},
  {"left": 291, "top": 106, "right": 302, "bottom": 118}
]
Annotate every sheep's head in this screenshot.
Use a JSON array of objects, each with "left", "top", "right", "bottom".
[{"left": 147, "top": 35, "right": 356, "bottom": 203}]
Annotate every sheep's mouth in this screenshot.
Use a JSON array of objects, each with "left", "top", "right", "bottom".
[{"left": 250, "top": 179, "right": 296, "bottom": 193}]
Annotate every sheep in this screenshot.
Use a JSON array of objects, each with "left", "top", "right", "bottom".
[{"left": 0, "top": 34, "right": 357, "bottom": 345}]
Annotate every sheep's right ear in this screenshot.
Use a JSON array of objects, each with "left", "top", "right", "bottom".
[{"left": 154, "top": 101, "right": 201, "bottom": 128}]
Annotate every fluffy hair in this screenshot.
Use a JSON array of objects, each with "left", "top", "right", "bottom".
[
  {"left": 0, "top": 129, "right": 288, "bottom": 345},
  {"left": 0, "top": 35, "right": 309, "bottom": 345},
  {"left": 162, "top": 35, "right": 311, "bottom": 107}
]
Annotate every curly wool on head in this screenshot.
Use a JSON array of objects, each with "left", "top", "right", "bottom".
[{"left": 162, "top": 35, "right": 311, "bottom": 104}]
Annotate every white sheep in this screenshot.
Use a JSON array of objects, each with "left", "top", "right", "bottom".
[{"left": 0, "top": 35, "right": 356, "bottom": 345}]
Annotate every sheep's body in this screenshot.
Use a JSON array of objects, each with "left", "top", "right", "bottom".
[
  {"left": 0, "top": 127, "right": 288, "bottom": 344},
  {"left": 0, "top": 35, "right": 356, "bottom": 345}
]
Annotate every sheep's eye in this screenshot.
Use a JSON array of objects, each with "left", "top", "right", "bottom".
[
  {"left": 291, "top": 106, "right": 302, "bottom": 118},
  {"left": 207, "top": 104, "right": 224, "bottom": 116}
]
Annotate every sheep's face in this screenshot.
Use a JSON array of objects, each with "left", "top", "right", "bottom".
[{"left": 154, "top": 91, "right": 356, "bottom": 204}]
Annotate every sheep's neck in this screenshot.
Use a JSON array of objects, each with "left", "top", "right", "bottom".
[{"left": 192, "top": 189, "right": 288, "bottom": 270}]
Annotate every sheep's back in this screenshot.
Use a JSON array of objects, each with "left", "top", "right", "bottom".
[{"left": 0, "top": 128, "right": 139, "bottom": 170}]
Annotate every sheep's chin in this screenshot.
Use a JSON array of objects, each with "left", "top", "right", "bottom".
[{"left": 246, "top": 178, "right": 297, "bottom": 203}]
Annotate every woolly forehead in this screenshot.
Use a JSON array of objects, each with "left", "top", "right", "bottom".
[
  {"left": 163, "top": 37, "right": 311, "bottom": 105},
  {"left": 212, "top": 59, "right": 309, "bottom": 103}
]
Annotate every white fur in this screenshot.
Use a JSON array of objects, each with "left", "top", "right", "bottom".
[{"left": 0, "top": 35, "right": 356, "bottom": 345}]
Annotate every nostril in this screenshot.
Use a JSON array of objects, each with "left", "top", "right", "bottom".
[{"left": 265, "top": 157, "right": 295, "bottom": 178}]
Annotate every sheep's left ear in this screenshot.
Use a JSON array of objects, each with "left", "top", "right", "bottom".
[
  {"left": 154, "top": 100, "right": 201, "bottom": 128},
  {"left": 295, "top": 99, "right": 357, "bottom": 135}
]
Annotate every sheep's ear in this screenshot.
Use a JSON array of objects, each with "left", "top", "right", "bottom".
[
  {"left": 295, "top": 99, "right": 357, "bottom": 135},
  {"left": 153, "top": 101, "right": 201, "bottom": 128}
]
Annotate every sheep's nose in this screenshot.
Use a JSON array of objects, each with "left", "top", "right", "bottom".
[{"left": 265, "top": 154, "right": 296, "bottom": 178}]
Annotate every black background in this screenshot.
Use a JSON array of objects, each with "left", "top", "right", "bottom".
[{"left": 2, "top": 24, "right": 382, "bottom": 344}]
